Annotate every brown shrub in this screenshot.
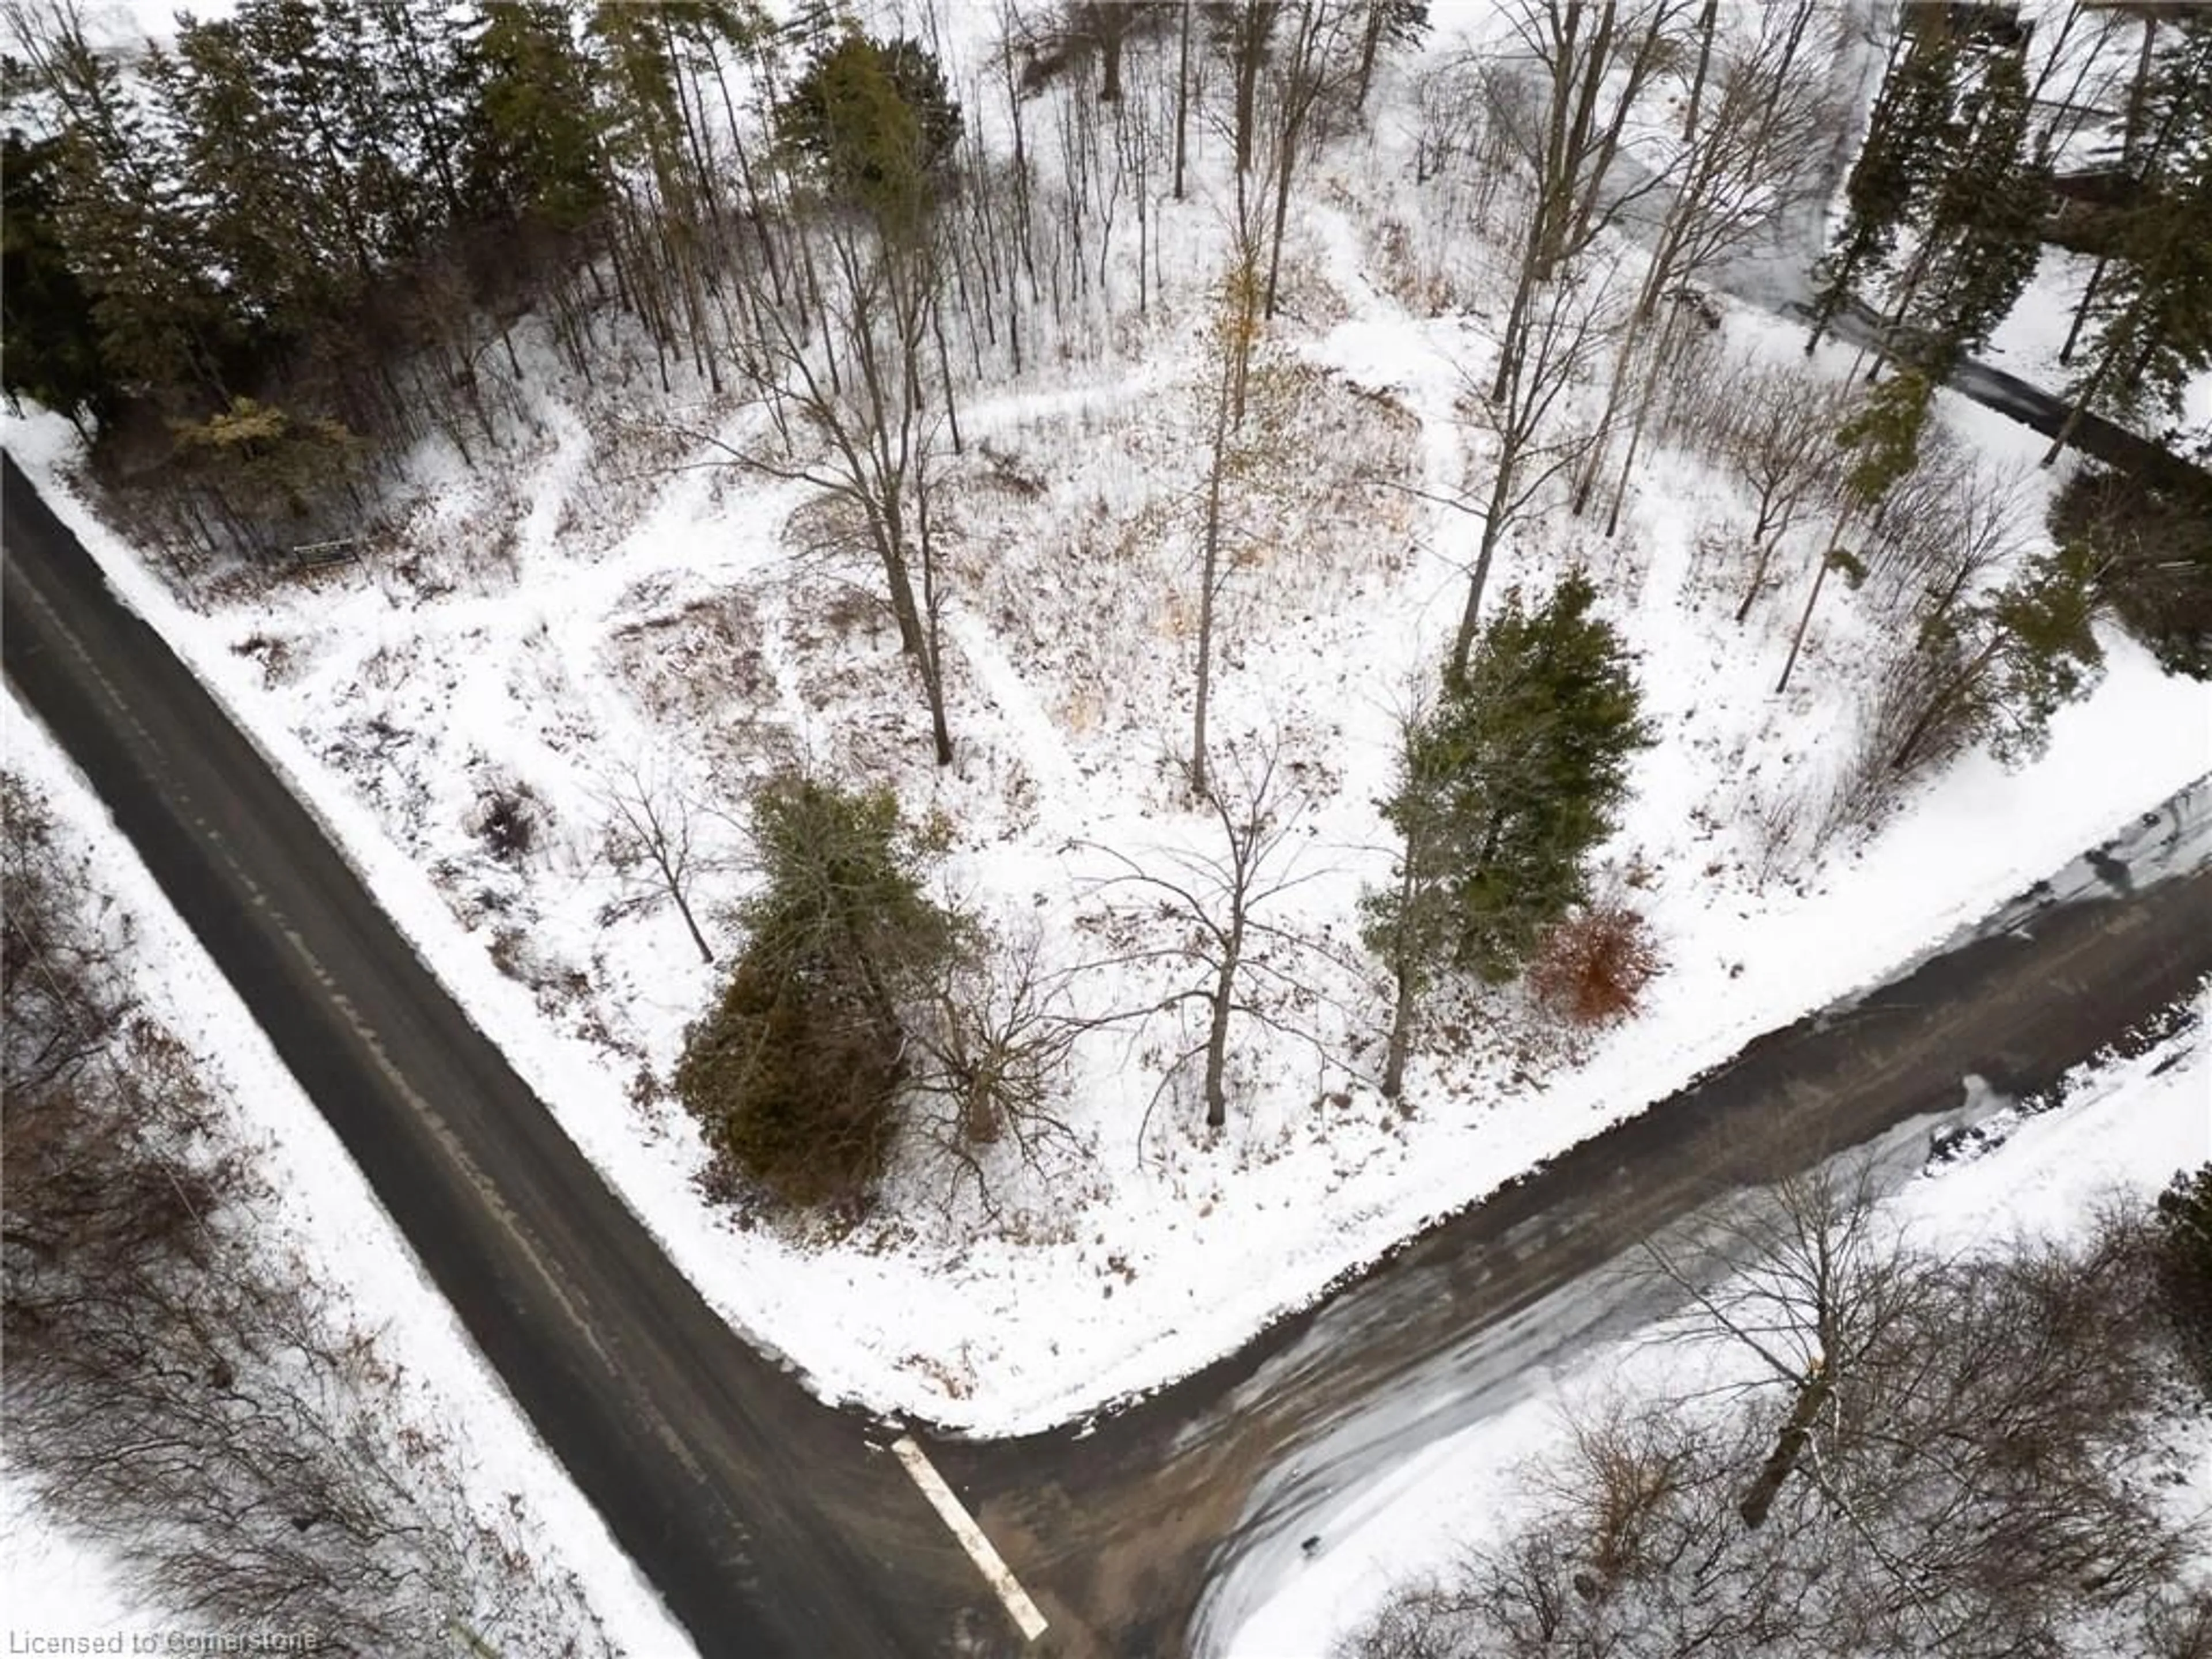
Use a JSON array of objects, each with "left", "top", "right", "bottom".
[{"left": 1528, "top": 903, "right": 1662, "bottom": 1028}]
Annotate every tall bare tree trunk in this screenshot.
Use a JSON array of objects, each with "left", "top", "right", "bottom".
[
  {"left": 1354, "top": 0, "right": 1387, "bottom": 108},
  {"left": 1451, "top": 457, "right": 1520, "bottom": 676},
  {"left": 1776, "top": 532, "right": 1840, "bottom": 694},
  {"left": 1175, "top": 0, "right": 1195, "bottom": 198},
  {"left": 1679, "top": 0, "right": 1718, "bottom": 143},
  {"left": 1204, "top": 948, "right": 1238, "bottom": 1128},
  {"left": 916, "top": 456, "right": 955, "bottom": 767},
  {"left": 1192, "top": 355, "right": 1235, "bottom": 797},
  {"left": 1739, "top": 1365, "right": 1831, "bottom": 1529}
]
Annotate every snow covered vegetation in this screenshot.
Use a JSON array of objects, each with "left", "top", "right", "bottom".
[
  {"left": 0, "top": 700, "right": 687, "bottom": 1656},
  {"left": 3, "top": 0, "right": 2206, "bottom": 1454},
  {"left": 1225, "top": 998, "right": 2212, "bottom": 1658}
]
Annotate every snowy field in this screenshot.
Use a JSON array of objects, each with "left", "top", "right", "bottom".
[
  {"left": 0, "top": 698, "right": 692, "bottom": 1656},
  {"left": 7, "top": 0, "right": 2209, "bottom": 1448},
  {"left": 1216, "top": 988, "right": 2212, "bottom": 1658}
]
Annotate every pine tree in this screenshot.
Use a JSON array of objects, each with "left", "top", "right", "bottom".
[
  {"left": 369, "top": 0, "right": 484, "bottom": 228},
  {"left": 466, "top": 1, "right": 611, "bottom": 234},
  {"left": 2152, "top": 1163, "right": 2212, "bottom": 1390},
  {"left": 1365, "top": 572, "right": 1653, "bottom": 1095},
  {"left": 1805, "top": 14, "right": 1961, "bottom": 353},
  {"left": 674, "top": 774, "right": 958, "bottom": 1209},
  {"left": 775, "top": 28, "right": 962, "bottom": 226},
  {"left": 166, "top": 395, "right": 365, "bottom": 554},
  {"left": 162, "top": 13, "right": 342, "bottom": 341},
  {"left": 2049, "top": 17, "right": 2212, "bottom": 459},
  {"left": 1900, "top": 40, "right": 2047, "bottom": 382},
  {"left": 0, "top": 132, "right": 115, "bottom": 432},
  {"left": 2050, "top": 463, "right": 2212, "bottom": 680},
  {"left": 1360, "top": 698, "right": 1461, "bottom": 1100},
  {"left": 4, "top": 6, "right": 233, "bottom": 406}
]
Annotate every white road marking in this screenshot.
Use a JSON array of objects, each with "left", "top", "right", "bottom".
[{"left": 891, "top": 1434, "right": 1050, "bottom": 1643}]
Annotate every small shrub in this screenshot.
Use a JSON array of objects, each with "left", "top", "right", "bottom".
[
  {"left": 469, "top": 785, "right": 539, "bottom": 862},
  {"left": 1528, "top": 902, "right": 1662, "bottom": 1028}
]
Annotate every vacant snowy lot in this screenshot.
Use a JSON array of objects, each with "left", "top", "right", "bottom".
[{"left": 9, "top": 0, "right": 2209, "bottom": 1441}]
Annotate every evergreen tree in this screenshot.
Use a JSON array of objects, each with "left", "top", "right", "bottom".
[
  {"left": 1903, "top": 41, "right": 2047, "bottom": 381},
  {"left": 1836, "top": 366, "right": 1932, "bottom": 507},
  {"left": 1360, "top": 698, "right": 1462, "bottom": 1100},
  {"left": 166, "top": 395, "right": 364, "bottom": 551},
  {"left": 1805, "top": 14, "right": 1961, "bottom": 352},
  {"left": 0, "top": 132, "right": 115, "bottom": 431},
  {"left": 1810, "top": 12, "right": 2047, "bottom": 382},
  {"left": 228, "top": 1, "right": 411, "bottom": 288},
  {"left": 775, "top": 28, "right": 962, "bottom": 223},
  {"left": 465, "top": 1, "right": 611, "bottom": 233},
  {"left": 1365, "top": 571, "right": 1653, "bottom": 1094},
  {"left": 2050, "top": 464, "right": 2212, "bottom": 680},
  {"left": 589, "top": 2, "right": 693, "bottom": 211},
  {"left": 368, "top": 0, "right": 484, "bottom": 228},
  {"left": 2051, "top": 17, "right": 2212, "bottom": 456},
  {"left": 162, "top": 13, "right": 344, "bottom": 340},
  {"left": 674, "top": 774, "right": 959, "bottom": 1210},
  {"left": 2152, "top": 1162, "right": 2212, "bottom": 1391},
  {"left": 4, "top": 9, "right": 233, "bottom": 404}
]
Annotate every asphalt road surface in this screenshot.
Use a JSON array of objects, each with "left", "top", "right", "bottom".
[
  {"left": 941, "top": 801, "right": 2212, "bottom": 1657},
  {"left": 9, "top": 452, "right": 2210, "bottom": 1659},
  {"left": 1, "top": 455, "right": 1010, "bottom": 1659}
]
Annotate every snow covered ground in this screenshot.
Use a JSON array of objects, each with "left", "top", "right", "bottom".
[
  {"left": 0, "top": 697, "right": 692, "bottom": 1657},
  {"left": 5, "top": 1, "right": 2209, "bottom": 1445},
  {"left": 1215, "top": 986, "right": 2212, "bottom": 1659}
]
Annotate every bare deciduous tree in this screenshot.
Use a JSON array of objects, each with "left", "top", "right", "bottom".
[
  {"left": 1643, "top": 1158, "right": 1935, "bottom": 1529},
  {"left": 1086, "top": 737, "right": 1325, "bottom": 1132},
  {"left": 1699, "top": 355, "right": 1847, "bottom": 625},
  {"left": 1340, "top": 1169, "right": 2203, "bottom": 1659},
  {"left": 1256, "top": 0, "right": 1359, "bottom": 318},
  {"left": 597, "top": 756, "right": 721, "bottom": 964},
  {"left": 1214, "top": 0, "right": 1285, "bottom": 177},
  {"left": 1483, "top": 0, "right": 1695, "bottom": 404},
  {"left": 1, "top": 771, "right": 134, "bottom": 1096},
  {"left": 1576, "top": 0, "right": 1841, "bottom": 533},
  {"left": 3, "top": 770, "right": 607, "bottom": 1655},
  {"left": 907, "top": 915, "right": 1084, "bottom": 1218},
  {"left": 1190, "top": 228, "right": 1267, "bottom": 797},
  {"left": 714, "top": 116, "right": 960, "bottom": 764},
  {"left": 1438, "top": 242, "right": 1623, "bottom": 673}
]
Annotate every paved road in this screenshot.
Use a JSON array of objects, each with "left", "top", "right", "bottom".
[
  {"left": 10, "top": 450, "right": 2210, "bottom": 1659},
  {"left": 1802, "top": 297, "right": 2212, "bottom": 494},
  {"left": 940, "top": 809, "right": 2212, "bottom": 1656},
  {"left": 1, "top": 455, "right": 1006, "bottom": 1659}
]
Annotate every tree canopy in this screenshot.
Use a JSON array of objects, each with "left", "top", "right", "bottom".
[
  {"left": 1366, "top": 570, "right": 1653, "bottom": 1003},
  {"left": 674, "top": 774, "right": 957, "bottom": 1211}
]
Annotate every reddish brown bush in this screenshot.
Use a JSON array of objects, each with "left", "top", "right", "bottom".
[{"left": 1528, "top": 903, "right": 1662, "bottom": 1027}]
